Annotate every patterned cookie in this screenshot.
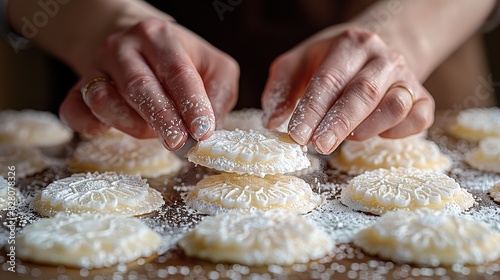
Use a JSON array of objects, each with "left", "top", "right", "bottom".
[
  {"left": 465, "top": 137, "right": 500, "bottom": 173},
  {"left": 185, "top": 173, "right": 321, "bottom": 215},
  {"left": 0, "top": 145, "right": 48, "bottom": 178},
  {"left": 178, "top": 210, "right": 334, "bottom": 266},
  {"left": 187, "top": 129, "right": 310, "bottom": 176},
  {"left": 0, "top": 109, "right": 73, "bottom": 147},
  {"left": 328, "top": 134, "right": 452, "bottom": 175},
  {"left": 354, "top": 209, "right": 500, "bottom": 266},
  {"left": 341, "top": 168, "right": 474, "bottom": 215},
  {"left": 17, "top": 213, "right": 162, "bottom": 268},
  {"left": 0, "top": 176, "right": 23, "bottom": 210},
  {"left": 286, "top": 154, "right": 323, "bottom": 177},
  {"left": 69, "top": 135, "right": 182, "bottom": 178},
  {"left": 447, "top": 107, "right": 500, "bottom": 141},
  {"left": 33, "top": 172, "right": 164, "bottom": 217}
]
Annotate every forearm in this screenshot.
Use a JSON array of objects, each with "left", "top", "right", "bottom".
[
  {"left": 7, "top": 0, "right": 170, "bottom": 74},
  {"left": 352, "top": 0, "right": 496, "bottom": 81}
]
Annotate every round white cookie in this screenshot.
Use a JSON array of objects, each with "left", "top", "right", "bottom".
[
  {"left": 69, "top": 135, "right": 182, "bottom": 178},
  {"left": 0, "top": 176, "right": 24, "bottom": 210},
  {"left": 178, "top": 210, "right": 334, "bottom": 266},
  {"left": 33, "top": 172, "right": 164, "bottom": 217},
  {"left": 0, "top": 145, "right": 48, "bottom": 178},
  {"left": 354, "top": 209, "right": 500, "bottom": 266},
  {"left": 465, "top": 137, "right": 500, "bottom": 173},
  {"left": 489, "top": 181, "right": 500, "bottom": 203},
  {"left": 186, "top": 173, "right": 321, "bottom": 215},
  {"left": 17, "top": 213, "right": 162, "bottom": 268},
  {"left": 448, "top": 107, "right": 500, "bottom": 141},
  {"left": 187, "top": 129, "right": 310, "bottom": 176},
  {"left": 341, "top": 168, "right": 474, "bottom": 215},
  {"left": 328, "top": 134, "right": 452, "bottom": 175},
  {"left": 0, "top": 109, "right": 73, "bottom": 147}
]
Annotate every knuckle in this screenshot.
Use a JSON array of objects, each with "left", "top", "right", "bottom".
[
  {"left": 313, "top": 69, "right": 347, "bottom": 95},
  {"left": 129, "top": 19, "right": 168, "bottom": 37},
  {"left": 387, "top": 92, "right": 411, "bottom": 118},
  {"left": 347, "top": 77, "right": 382, "bottom": 105},
  {"left": 161, "top": 61, "right": 198, "bottom": 85},
  {"left": 330, "top": 110, "right": 353, "bottom": 136},
  {"left": 222, "top": 54, "right": 240, "bottom": 75},
  {"left": 126, "top": 75, "right": 158, "bottom": 93},
  {"left": 341, "top": 28, "right": 381, "bottom": 48}
]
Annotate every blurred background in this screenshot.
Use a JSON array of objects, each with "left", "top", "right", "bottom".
[{"left": 1, "top": 0, "right": 499, "bottom": 114}]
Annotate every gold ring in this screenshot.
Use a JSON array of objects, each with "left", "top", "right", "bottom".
[
  {"left": 389, "top": 82, "right": 415, "bottom": 102},
  {"left": 80, "top": 77, "right": 109, "bottom": 99}
]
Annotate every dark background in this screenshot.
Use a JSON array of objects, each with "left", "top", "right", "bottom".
[{"left": 1, "top": 0, "right": 499, "bottom": 113}]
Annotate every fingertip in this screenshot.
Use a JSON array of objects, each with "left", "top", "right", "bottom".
[
  {"left": 288, "top": 122, "right": 313, "bottom": 145},
  {"left": 190, "top": 115, "right": 215, "bottom": 141}
]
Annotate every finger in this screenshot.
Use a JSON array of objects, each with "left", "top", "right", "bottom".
[
  {"left": 310, "top": 54, "right": 400, "bottom": 154},
  {"left": 288, "top": 30, "right": 379, "bottom": 145},
  {"left": 59, "top": 84, "right": 110, "bottom": 135},
  {"left": 261, "top": 53, "right": 307, "bottom": 129},
  {"left": 348, "top": 86, "right": 414, "bottom": 140},
  {"left": 103, "top": 46, "right": 189, "bottom": 150},
  {"left": 81, "top": 73, "right": 156, "bottom": 139},
  {"left": 138, "top": 21, "right": 216, "bottom": 141},
  {"left": 200, "top": 52, "right": 240, "bottom": 129},
  {"left": 380, "top": 92, "right": 435, "bottom": 138}
]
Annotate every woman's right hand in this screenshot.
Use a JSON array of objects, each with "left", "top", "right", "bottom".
[{"left": 59, "top": 18, "right": 239, "bottom": 150}]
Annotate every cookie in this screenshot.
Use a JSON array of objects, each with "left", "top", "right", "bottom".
[
  {"left": 354, "top": 209, "right": 500, "bottom": 266},
  {"left": 187, "top": 129, "right": 310, "bottom": 176},
  {"left": 33, "top": 172, "right": 164, "bottom": 217},
  {"left": 178, "top": 210, "right": 334, "bottom": 266},
  {"left": 186, "top": 173, "right": 321, "bottom": 214},
  {"left": 341, "top": 168, "right": 474, "bottom": 215}
]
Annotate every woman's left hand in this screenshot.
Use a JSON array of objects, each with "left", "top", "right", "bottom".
[{"left": 261, "top": 25, "right": 434, "bottom": 154}]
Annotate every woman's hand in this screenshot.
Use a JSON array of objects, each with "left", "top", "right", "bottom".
[
  {"left": 262, "top": 25, "right": 434, "bottom": 154},
  {"left": 59, "top": 19, "right": 239, "bottom": 150}
]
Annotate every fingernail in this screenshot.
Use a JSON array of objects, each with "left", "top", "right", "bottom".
[
  {"left": 314, "top": 131, "right": 337, "bottom": 154},
  {"left": 191, "top": 116, "right": 212, "bottom": 140},
  {"left": 162, "top": 129, "right": 186, "bottom": 150},
  {"left": 289, "top": 123, "right": 313, "bottom": 145}
]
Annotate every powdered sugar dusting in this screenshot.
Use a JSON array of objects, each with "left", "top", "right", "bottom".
[{"left": 3, "top": 112, "right": 500, "bottom": 279}]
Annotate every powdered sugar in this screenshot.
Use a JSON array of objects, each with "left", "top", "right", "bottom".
[{"left": 4, "top": 112, "right": 500, "bottom": 279}]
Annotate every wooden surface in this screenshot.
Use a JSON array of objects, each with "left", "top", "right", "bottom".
[{"left": 2, "top": 115, "right": 500, "bottom": 280}]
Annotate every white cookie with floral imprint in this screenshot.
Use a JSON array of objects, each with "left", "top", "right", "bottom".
[
  {"left": 341, "top": 168, "right": 474, "bottom": 215},
  {"left": 187, "top": 129, "right": 310, "bottom": 176},
  {"left": 0, "top": 176, "right": 24, "bottom": 210},
  {"left": 465, "top": 137, "right": 500, "bottom": 173},
  {"left": 178, "top": 210, "right": 334, "bottom": 266},
  {"left": 328, "top": 134, "right": 452, "bottom": 175},
  {"left": 448, "top": 107, "right": 500, "bottom": 141},
  {"left": 33, "top": 172, "right": 164, "bottom": 217},
  {"left": 0, "top": 145, "right": 48, "bottom": 178},
  {"left": 186, "top": 173, "right": 321, "bottom": 215},
  {"left": 354, "top": 209, "right": 500, "bottom": 266},
  {"left": 69, "top": 135, "right": 182, "bottom": 178},
  {"left": 489, "top": 181, "right": 500, "bottom": 203},
  {"left": 17, "top": 213, "right": 162, "bottom": 268},
  {"left": 0, "top": 109, "right": 73, "bottom": 147}
]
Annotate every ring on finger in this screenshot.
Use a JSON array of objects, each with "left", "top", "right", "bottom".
[
  {"left": 388, "top": 82, "right": 415, "bottom": 103},
  {"left": 81, "top": 77, "right": 110, "bottom": 100}
]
